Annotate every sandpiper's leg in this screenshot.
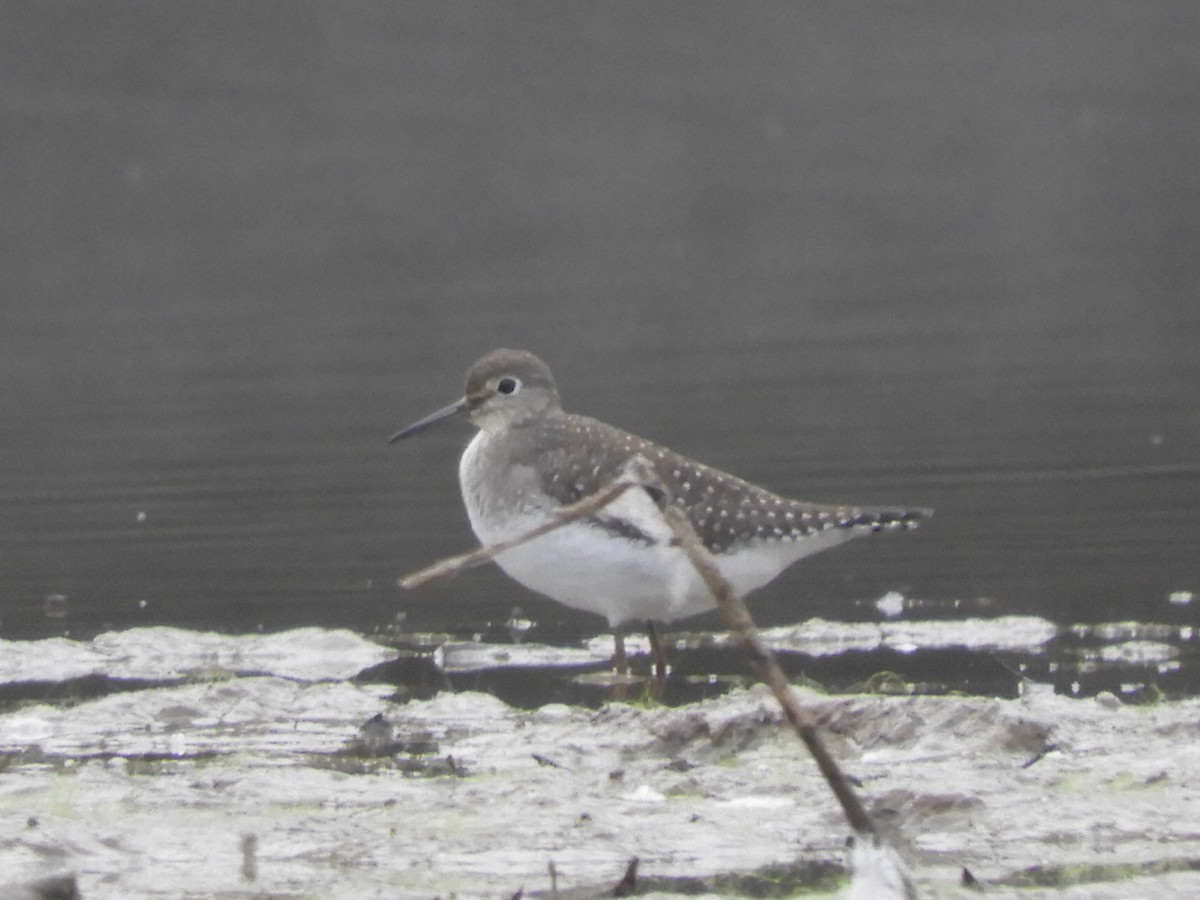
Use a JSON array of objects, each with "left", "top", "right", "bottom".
[
  {"left": 647, "top": 620, "right": 668, "bottom": 688},
  {"left": 612, "top": 627, "right": 629, "bottom": 676}
]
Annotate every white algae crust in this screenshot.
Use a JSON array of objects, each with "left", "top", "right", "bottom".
[{"left": 1, "top": 631, "right": 1200, "bottom": 897}]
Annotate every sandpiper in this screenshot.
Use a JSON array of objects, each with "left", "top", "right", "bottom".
[{"left": 391, "top": 349, "right": 929, "bottom": 669}]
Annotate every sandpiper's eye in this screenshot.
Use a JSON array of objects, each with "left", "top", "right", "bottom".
[{"left": 496, "top": 377, "right": 520, "bottom": 395}]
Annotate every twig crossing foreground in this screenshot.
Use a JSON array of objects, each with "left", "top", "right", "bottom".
[{"left": 399, "top": 457, "right": 918, "bottom": 898}]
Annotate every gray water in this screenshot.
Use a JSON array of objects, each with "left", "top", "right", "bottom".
[{"left": 3, "top": 5, "right": 1199, "bottom": 696}]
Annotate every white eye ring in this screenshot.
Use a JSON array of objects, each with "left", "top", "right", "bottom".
[{"left": 496, "top": 376, "right": 520, "bottom": 395}]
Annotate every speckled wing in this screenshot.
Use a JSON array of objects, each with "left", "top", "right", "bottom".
[{"left": 516, "top": 413, "right": 928, "bottom": 554}]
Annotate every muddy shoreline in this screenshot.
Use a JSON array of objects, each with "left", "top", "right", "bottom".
[{"left": 2, "top": 628, "right": 1200, "bottom": 898}]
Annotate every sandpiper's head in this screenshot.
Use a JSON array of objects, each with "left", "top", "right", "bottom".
[{"left": 389, "top": 349, "right": 562, "bottom": 442}]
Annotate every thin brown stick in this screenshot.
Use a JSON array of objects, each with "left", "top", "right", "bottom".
[{"left": 657, "top": 504, "right": 878, "bottom": 837}]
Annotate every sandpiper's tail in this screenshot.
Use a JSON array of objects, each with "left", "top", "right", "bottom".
[{"left": 836, "top": 505, "right": 931, "bottom": 533}]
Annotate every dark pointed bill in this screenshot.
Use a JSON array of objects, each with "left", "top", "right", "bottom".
[{"left": 388, "top": 397, "right": 470, "bottom": 443}]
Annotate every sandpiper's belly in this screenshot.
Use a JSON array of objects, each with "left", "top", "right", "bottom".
[
  {"left": 482, "top": 516, "right": 712, "bottom": 626},
  {"left": 466, "top": 510, "right": 859, "bottom": 627}
]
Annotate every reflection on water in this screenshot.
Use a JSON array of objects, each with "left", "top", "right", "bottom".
[
  {"left": 2, "top": 616, "right": 1195, "bottom": 712},
  {"left": 384, "top": 614, "right": 1200, "bottom": 709}
]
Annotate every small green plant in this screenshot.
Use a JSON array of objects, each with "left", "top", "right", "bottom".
[{"left": 860, "top": 671, "right": 913, "bottom": 695}]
